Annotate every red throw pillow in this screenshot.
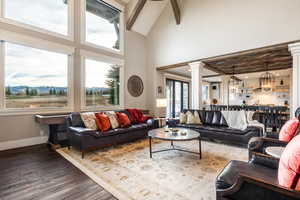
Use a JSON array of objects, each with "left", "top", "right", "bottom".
[
  {"left": 126, "top": 109, "right": 153, "bottom": 124},
  {"left": 279, "top": 118, "right": 300, "bottom": 142},
  {"left": 116, "top": 112, "right": 131, "bottom": 128},
  {"left": 278, "top": 135, "right": 300, "bottom": 190},
  {"left": 95, "top": 113, "right": 111, "bottom": 132}
]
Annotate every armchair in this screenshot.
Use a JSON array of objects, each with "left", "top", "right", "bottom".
[{"left": 216, "top": 158, "right": 300, "bottom": 200}]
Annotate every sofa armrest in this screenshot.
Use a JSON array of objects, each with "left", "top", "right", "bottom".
[
  {"left": 248, "top": 137, "right": 288, "bottom": 153},
  {"left": 147, "top": 118, "right": 159, "bottom": 129},
  {"left": 167, "top": 119, "right": 180, "bottom": 127},
  {"left": 217, "top": 173, "right": 300, "bottom": 200},
  {"left": 248, "top": 137, "right": 288, "bottom": 165},
  {"left": 249, "top": 152, "right": 279, "bottom": 169}
]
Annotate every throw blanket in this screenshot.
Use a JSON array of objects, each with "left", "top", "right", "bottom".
[
  {"left": 221, "top": 110, "right": 248, "bottom": 130},
  {"left": 126, "top": 109, "right": 152, "bottom": 124}
]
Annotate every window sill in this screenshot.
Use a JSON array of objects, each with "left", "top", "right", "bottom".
[
  {"left": 81, "top": 105, "right": 124, "bottom": 112},
  {"left": 0, "top": 108, "right": 74, "bottom": 116}
]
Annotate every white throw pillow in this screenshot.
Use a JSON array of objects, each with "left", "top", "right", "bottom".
[
  {"left": 106, "top": 111, "right": 119, "bottom": 129},
  {"left": 246, "top": 111, "right": 255, "bottom": 123},
  {"left": 179, "top": 112, "right": 187, "bottom": 124},
  {"left": 80, "top": 112, "right": 97, "bottom": 130},
  {"left": 194, "top": 111, "right": 202, "bottom": 124},
  {"left": 186, "top": 111, "right": 195, "bottom": 124}
]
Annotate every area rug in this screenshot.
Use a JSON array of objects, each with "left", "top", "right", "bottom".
[{"left": 57, "top": 140, "right": 248, "bottom": 200}]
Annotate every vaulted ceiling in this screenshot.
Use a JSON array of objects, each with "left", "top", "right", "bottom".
[{"left": 126, "top": 0, "right": 178, "bottom": 36}]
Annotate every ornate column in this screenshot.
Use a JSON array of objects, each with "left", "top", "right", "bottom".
[
  {"left": 189, "top": 61, "right": 204, "bottom": 109},
  {"left": 289, "top": 42, "right": 300, "bottom": 117}
]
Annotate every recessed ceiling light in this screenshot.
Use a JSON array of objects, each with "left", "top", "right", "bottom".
[
  {"left": 188, "top": 69, "right": 192, "bottom": 72},
  {"left": 276, "top": 74, "right": 280, "bottom": 76},
  {"left": 245, "top": 76, "right": 249, "bottom": 79}
]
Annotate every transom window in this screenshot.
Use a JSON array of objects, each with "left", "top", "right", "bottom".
[
  {"left": 2, "top": 42, "right": 70, "bottom": 109},
  {"left": 85, "top": 0, "right": 122, "bottom": 51},
  {"left": 2, "top": 0, "right": 71, "bottom": 37},
  {"left": 84, "top": 58, "right": 120, "bottom": 108}
]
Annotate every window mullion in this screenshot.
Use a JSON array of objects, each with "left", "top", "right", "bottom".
[{"left": 0, "top": 41, "right": 5, "bottom": 110}]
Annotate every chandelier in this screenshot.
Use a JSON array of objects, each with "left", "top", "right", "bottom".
[
  {"left": 229, "top": 66, "right": 241, "bottom": 94},
  {"left": 259, "top": 62, "right": 275, "bottom": 92}
]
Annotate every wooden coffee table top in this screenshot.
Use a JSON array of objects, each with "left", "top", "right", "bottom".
[{"left": 148, "top": 128, "right": 200, "bottom": 141}]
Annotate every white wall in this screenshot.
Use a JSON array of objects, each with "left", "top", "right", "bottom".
[
  {"left": 124, "top": 31, "right": 148, "bottom": 109},
  {"left": 147, "top": 0, "right": 300, "bottom": 112}
]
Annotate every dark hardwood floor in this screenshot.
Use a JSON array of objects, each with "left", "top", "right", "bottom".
[{"left": 0, "top": 145, "right": 117, "bottom": 200}]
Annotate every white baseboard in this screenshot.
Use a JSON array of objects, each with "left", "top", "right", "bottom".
[{"left": 0, "top": 136, "right": 48, "bottom": 151}]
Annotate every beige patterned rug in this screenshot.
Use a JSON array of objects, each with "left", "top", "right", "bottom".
[{"left": 57, "top": 139, "right": 248, "bottom": 200}]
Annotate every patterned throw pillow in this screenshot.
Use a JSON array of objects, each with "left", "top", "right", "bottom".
[
  {"left": 95, "top": 113, "right": 111, "bottom": 132},
  {"left": 194, "top": 111, "right": 202, "bottom": 124},
  {"left": 179, "top": 112, "right": 187, "bottom": 124},
  {"left": 106, "top": 111, "right": 119, "bottom": 129},
  {"left": 116, "top": 112, "right": 131, "bottom": 128},
  {"left": 186, "top": 111, "right": 195, "bottom": 124},
  {"left": 80, "top": 112, "right": 97, "bottom": 130}
]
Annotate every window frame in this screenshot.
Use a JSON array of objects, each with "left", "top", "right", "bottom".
[
  {"left": 166, "top": 78, "right": 190, "bottom": 118},
  {"left": 80, "top": 50, "right": 124, "bottom": 111},
  {"left": 0, "top": 0, "right": 75, "bottom": 41},
  {"left": 0, "top": 32, "right": 75, "bottom": 115},
  {"left": 80, "top": 0, "right": 125, "bottom": 55}
]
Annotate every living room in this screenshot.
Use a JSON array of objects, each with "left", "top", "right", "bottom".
[{"left": 1, "top": 0, "right": 300, "bottom": 200}]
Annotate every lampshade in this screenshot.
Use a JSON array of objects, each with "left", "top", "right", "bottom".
[{"left": 156, "top": 98, "right": 167, "bottom": 108}]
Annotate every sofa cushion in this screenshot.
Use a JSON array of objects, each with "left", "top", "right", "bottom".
[
  {"left": 176, "top": 123, "right": 202, "bottom": 129},
  {"left": 278, "top": 135, "right": 300, "bottom": 190},
  {"left": 80, "top": 112, "right": 97, "bottom": 130},
  {"left": 129, "top": 123, "right": 149, "bottom": 131},
  {"left": 216, "top": 160, "right": 277, "bottom": 190},
  {"left": 279, "top": 117, "right": 299, "bottom": 142}
]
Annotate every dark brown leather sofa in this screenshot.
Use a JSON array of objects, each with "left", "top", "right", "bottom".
[
  {"left": 66, "top": 110, "right": 158, "bottom": 158},
  {"left": 168, "top": 109, "right": 263, "bottom": 147}
]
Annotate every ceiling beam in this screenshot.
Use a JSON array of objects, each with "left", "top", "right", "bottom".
[
  {"left": 126, "top": 0, "right": 147, "bottom": 30},
  {"left": 170, "top": 0, "right": 181, "bottom": 25},
  {"left": 156, "top": 40, "right": 300, "bottom": 70}
]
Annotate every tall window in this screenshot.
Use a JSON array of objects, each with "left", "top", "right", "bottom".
[
  {"left": 3, "top": 42, "right": 69, "bottom": 109},
  {"left": 202, "top": 85, "right": 209, "bottom": 103},
  {"left": 85, "top": 0, "right": 121, "bottom": 50},
  {"left": 166, "top": 79, "right": 189, "bottom": 118},
  {"left": 2, "top": 0, "right": 70, "bottom": 36},
  {"left": 84, "top": 58, "right": 120, "bottom": 107}
]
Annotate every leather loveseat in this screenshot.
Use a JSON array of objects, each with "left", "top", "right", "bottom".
[
  {"left": 168, "top": 109, "right": 263, "bottom": 147},
  {"left": 66, "top": 110, "right": 158, "bottom": 158}
]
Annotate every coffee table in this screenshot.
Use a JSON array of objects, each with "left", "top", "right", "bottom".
[{"left": 148, "top": 128, "right": 201, "bottom": 159}]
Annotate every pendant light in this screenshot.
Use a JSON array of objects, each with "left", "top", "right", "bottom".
[
  {"left": 229, "top": 66, "right": 241, "bottom": 94},
  {"left": 259, "top": 62, "right": 275, "bottom": 92}
]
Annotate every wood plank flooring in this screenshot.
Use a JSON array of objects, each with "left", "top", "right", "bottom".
[{"left": 0, "top": 145, "right": 117, "bottom": 200}]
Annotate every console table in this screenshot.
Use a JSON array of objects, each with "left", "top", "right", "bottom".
[{"left": 35, "top": 114, "right": 69, "bottom": 149}]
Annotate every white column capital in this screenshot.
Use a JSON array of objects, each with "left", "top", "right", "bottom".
[
  {"left": 188, "top": 61, "right": 205, "bottom": 68},
  {"left": 289, "top": 42, "right": 300, "bottom": 55}
]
